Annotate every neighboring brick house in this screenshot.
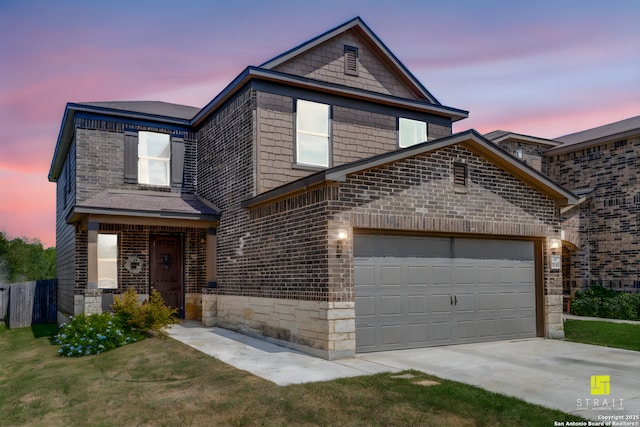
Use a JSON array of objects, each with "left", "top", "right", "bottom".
[
  {"left": 547, "top": 117, "right": 640, "bottom": 296},
  {"left": 486, "top": 116, "right": 640, "bottom": 300},
  {"left": 49, "top": 17, "right": 577, "bottom": 359}
]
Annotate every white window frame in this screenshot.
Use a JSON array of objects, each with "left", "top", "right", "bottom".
[
  {"left": 138, "top": 131, "right": 170, "bottom": 186},
  {"left": 399, "top": 118, "right": 428, "bottom": 148},
  {"left": 97, "top": 234, "right": 118, "bottom": 289},
  {"left": 296, "top": 99, "right": 330, "bottom": 168}
]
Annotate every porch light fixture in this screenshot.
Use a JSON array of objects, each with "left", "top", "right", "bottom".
[
  {"left": 549, "top": 238, "right": 561, "bottom": 250},
  {"left": 337, "top": 231, "right": 348, "bottom": 258}
]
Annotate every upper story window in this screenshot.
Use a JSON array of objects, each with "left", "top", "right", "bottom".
[
  {"left": 296, "top": 99, "right": 330, "bottom": 168},
  {"left": 124, "top": 130, "right": 185, "bottom": 188},
  {"left": 97, "top": 233, "right": 118, "bottom": 289},
  {"left": 138, "top": 131, "right": 170, "bottom": 186},
  {"left": 399, "top": 118, "right": 427, "bottom": 148}
]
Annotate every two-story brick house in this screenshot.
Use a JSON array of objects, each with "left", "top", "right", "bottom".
[{"left": 49, "top": 17, "right": 576, "bottom": 359}]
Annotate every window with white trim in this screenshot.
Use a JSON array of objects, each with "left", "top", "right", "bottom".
[
  {"left": 296, "top": 99, "right": 330, "bottom": 167},
  {"left": 97, "top": 234, "right": 118, "bottom": 289},
  {"left": 138, "top": 131, "right": 170, "bottom": 186},
  {"left": 399, "top": 118, "right": 427, "bottom": 148}
]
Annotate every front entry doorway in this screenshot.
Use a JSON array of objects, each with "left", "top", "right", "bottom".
[{"left": 150, "top": 234, "right": 183, "bottom": 317}]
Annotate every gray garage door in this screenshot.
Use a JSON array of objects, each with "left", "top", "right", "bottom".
[{"left": 354, "top": 235, "right": 536, "bottom": 353}]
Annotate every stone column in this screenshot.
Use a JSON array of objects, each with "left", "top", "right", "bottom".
[{"left": 87, "top": 221, "right": 99, "bottom": 290}]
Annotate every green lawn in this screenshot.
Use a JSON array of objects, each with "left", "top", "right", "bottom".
[
  {"left": 564, "top": 319, "right": 640, "bottom": 351},
  {"left": 0, "top": 323, "right": 586, "bottom": 426}
]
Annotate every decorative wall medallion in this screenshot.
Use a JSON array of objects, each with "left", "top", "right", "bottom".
[{"left": 124, "top": 256, "right": 144, "bottom": 274}]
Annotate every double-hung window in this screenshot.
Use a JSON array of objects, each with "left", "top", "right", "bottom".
[
  {"left": 296, "top": 99, "right": 330, "bottom": 168},
  {"left": 399, "top": 118, "right": 428, "bottom": 148},
  {"left": 138, "top": 131, "right": 171, "bottom": 186},
  {"left": 97, "top": 234, "right": 118, "bottom": 289}
]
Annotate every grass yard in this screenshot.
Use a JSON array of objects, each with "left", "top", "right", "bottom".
[
  {"left": 0, "top": 323, "right": 586, "bottom": 427},
  {"left": 564, "top": 319, "right": 640, "bottom": 351}
]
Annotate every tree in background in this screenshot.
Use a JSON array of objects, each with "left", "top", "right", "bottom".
[{"left": 0, "top": 231, "right": 56, "bottom": 283}]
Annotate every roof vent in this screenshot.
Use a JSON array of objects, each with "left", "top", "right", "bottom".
[
  {"left": 453, "top": 162, "right": 467, "bottom": 187},
  {"left": 344, "top": 45, "right": 358, "bottom": 76}
]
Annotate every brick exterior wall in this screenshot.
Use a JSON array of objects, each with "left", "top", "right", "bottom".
[
  {"left": 271, "top": 30, "right": 419, "bottom": 100},
  {"left": 545, "top": 135, "right": 640, "bottom": 292},
  {"left": 197, "top": 88, "right": 256, "bottom": 297},
  {"left": 55, "top": 140, "right": 77, "bottom": 317},
  {"left": 74, "top": 118, "right": 197, "bottom": 202},
  {"left": 493, "top": 138, "right": 549, "bottom": 172}
]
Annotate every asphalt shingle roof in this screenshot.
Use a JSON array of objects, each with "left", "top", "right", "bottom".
[
  {"left": 72, "top": 190, "right": 219, "bottom": 220},
  {"left": 79, "top": 101, "right": 200, "bottom": 120}
]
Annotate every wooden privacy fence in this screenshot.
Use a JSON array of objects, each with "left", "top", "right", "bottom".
[
  {"left": 0, "top": 284, "right": 8, "bottom": 322},
  {"left": 0, "top": 279, "right": 57, "bottom": 329}
]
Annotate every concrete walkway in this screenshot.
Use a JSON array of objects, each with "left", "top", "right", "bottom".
[
  {"left": 564, "top": 313, "right": 640, "bottom": 325},
  {"left": 168, "top": 322, "right": 640, "bottom": 421}
]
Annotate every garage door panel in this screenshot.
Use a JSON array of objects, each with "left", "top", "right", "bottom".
[
  {"left": 476, "top": 266, "right": 498, "bottom": 284},
  {"left": 408, "top": 266, "right": 429, "bottom": 285},
  {"left": 478, "top": 293, "right": 496, "bottom": 311},
  {"left": 520, "top": 316, "right": 536, "bottom": 334},
  {"left": 499, "top": 267, "right": 519, "bottom": 283},
  {"left": 478, "top": 319, "right": 496, "bottom": 337},
  {"left": 354, "top": 265, "right": 374, "bottom": 286},
  {"left": 408, "top": 295, "right": 427, "bottom": 313},
  {"left": 498, "top": 293, "right": 516, "bottom": 309},
  {"left": 518, "top": 292, "right": 535, "bottom": 309},
  {"left": 499, "top": 317, "right": 521, "bottom": 336},
  {"left": 455, "top": 293, "right": 475, "bottom": 312},
  {"left": 408, "top": 323, "right": 429, "bottom": 343},
  {"left": 355, "top": 296, "right": 375, "bottom": 316},
  {"left": 454, "top": 266, "right": 475, "bottom": 285},
  {"left": 457, "top": 320, "right": 477, "bottom": 339},
  {"left": 355, "top": 326, "right": 376, "bottom": 348},
  {"left": 380, "top": 296, "right": 401, "bottom": 315},
  {"left": 432, "top": 265, "right": 452, "bottom": 285},
  {"left": 432, "top": 322, "right": 453, "bottom": 342},
  {"left": 381, "top": 325, "right": 403, "bottom": 345},
  {"left": 380, "top": 266, "right": 402, "bottom": 285},
  {"left": 432, "top": 294, "right": 453, "bottom": 314},
  {"left": 354, "top": 237, "right": 536, "bottom": 352}
]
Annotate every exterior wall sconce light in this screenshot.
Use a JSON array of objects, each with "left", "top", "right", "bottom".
[
  {"left": 549, "top": 238, "right": 562, "bottom": 271},
  {"left": 337, "top": 231, "right": 348, "bottom": 258}
]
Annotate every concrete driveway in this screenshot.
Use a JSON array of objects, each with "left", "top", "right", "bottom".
[
  {"left": 360, "top": 339, "right": 640, "bottom": 421},
  {"left": 168, "top": 323, "right": 640, "bottom": 421}
]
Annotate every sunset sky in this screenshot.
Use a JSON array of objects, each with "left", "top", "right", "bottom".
[{"left": 1, "top": 0, "right": 639, "bottom": 248}]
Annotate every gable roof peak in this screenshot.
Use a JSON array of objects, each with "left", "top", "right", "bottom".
[{"left": 259, "top": 16, "right": 441, "bottom": 104}]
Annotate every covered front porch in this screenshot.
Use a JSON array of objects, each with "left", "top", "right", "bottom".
[{"left": 66, "top": 189, "right": 219, "bottom": 320}]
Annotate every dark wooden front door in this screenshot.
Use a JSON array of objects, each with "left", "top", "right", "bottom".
[{"left": 150, "top": 234, "right": 183, "bottom": 314}]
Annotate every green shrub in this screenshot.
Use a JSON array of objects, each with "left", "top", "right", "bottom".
[
  {"left": 112, "top": 288, "right": 179, "bottom": 336},
  {"left": 54, "top": 313, "right": 143, "bottom": 357},
  {"left": 571, "top": 285, "right": 640, "bottom": 321}
]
